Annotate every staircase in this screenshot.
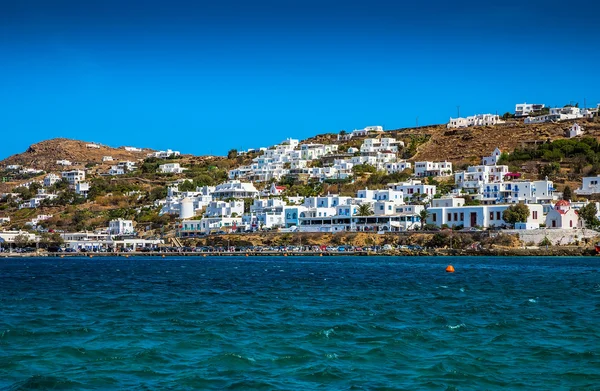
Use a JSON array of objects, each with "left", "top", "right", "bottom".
[{"left": 170, "top": 237, "right": 183, "bottom": 247}]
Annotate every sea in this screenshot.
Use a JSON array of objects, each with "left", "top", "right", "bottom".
[{"left": 1, "top": 256, "right": 599, "bottom": 390}]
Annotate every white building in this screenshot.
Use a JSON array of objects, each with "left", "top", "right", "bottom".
[
  {"left": 568, "top": 123, "right": 583, "bottom": 138},
  {"left": 124, "top": 146, "right": 143, "bottom": 152},
  {"left": 482, "top": 147, "right": 502, "bottom": 166},
  {"left": 447, "top": 114, "right": 504, "bottom": 128},
  {"left": 150, "top": 149, "right": 181, "bottom": 159},
  {"left": 108, "top": 166, "right": 125, "bottom": 176},
  {"left": 159, "top": 163, "right": 186, "bottom": 174},
  {"left": 525, "top": 106, "right": 583, "bottom": 124},
  {"left": 43, "top": 173, "right": 61, "bottom": 187},
  {"left": 56, "top": 160, "right": 72, "bottom": 166},
  {"left": 102, "top": 156, "right": 114, "bottom": 162},
  {"left": 575, "top": 176, "right": 600, "bottom": 195},
  {"left": 388, "top": 180, "right": 436, "bottom": 201},
  {"left": 19, "top": 189, "right": 58, "bottom": 209},
  {"left": 480, "top": 180, "right": 556, "bottom": 204},
  {"left": 75, "top": 182, "right": 90, "bottom": 198},
  {"left": 86, "top": 143, "right": 101, "bottom": 149},
  {"left": 212, "top": 181, "right": 259, "bottom": 200},
  {"left": 205, "top": 200, "right": 244, "bottom": 218},
  {"left": 414, "top": 161, "right": 453, "bottom": 177},
  {"left": 455, "top": 165, "right": 509, "bottom": 193},
  {"left": 360, "top": 138, "right": 403, "bottom": 154},
  {"left": 0, "top": 217, "right": 11, "bottom": 225},
  {"left": 61, "top": 170, "right": 85, "bottom": 185},
  {"left": 109, "top": 219, "right": 135, "bottom": 235},
  {"left": 545, "top": 200, "right": 579, "bottom": 229},
  {"left": 427, "top": 203, "right": 544, "bottom": 229},
  {"left": 514, "top": 103, "right": 545, "bottom": 117}
]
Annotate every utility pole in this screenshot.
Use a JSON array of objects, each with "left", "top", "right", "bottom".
[
  {"left": 457, "top": 106, "right": 461, "bottom": 118},
  {"left": 416, "top": 116, "right": 419, "bottom": 128}
]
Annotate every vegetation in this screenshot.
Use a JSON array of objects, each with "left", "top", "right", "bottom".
[
  {"left": 357, "top": 204, "right": 373, "bottom": 216},
  {"left": 502, "top": 203, "right": 530, "bottom": 225},
  {"left": 578, "top": 203, "right": 599, "bottom": 229},
  {"left": 562, "top": 185, "right": 572, "bottom": 201}
]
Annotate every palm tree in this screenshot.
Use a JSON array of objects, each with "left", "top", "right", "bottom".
[
  {"left": 419, "top": 208, "right": 430, "bottom": 230},
  {"left": 357, "top": 203, "right": 373, "bottom": 216}
]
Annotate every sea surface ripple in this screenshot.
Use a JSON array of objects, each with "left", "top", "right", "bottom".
[{"left": 1, "top": 256, "right": 599, "bottom": 390}]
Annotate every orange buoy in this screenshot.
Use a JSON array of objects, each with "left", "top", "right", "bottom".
[
  {"left": 245, "top": 253, "right": 249, "bottom": 257},
  {"left": 446, "top": 265, "right": 455, "bottom": 273}
]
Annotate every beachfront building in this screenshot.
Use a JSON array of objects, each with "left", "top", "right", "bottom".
[
  {"left": 212, "top": 180, "right": 259, "bottom": 200},
  {"left": 575, "top": 176, "right": 600, "bottom": 195},
  {"left": 109, "top": 219, "right": 135, "bottom": 235},
  {"left": 514, "top": 103, "right": 545, "bottom": 117},
  {"left": 61, "top": 170, "right": 85, "bottom": 185},
  {"left": 545, "top": 200, "right": 579, "bottom": 229},
  {"left": 43, "top": 173, "right": 61, "bottom": 187},
  {"left": 158, "top": 163, "right": 186, "bottom": 174},
  {"left": 414, "top": 161, "right": 453, "bottom": 177},
  {"left": 426, "top": 202, "right": 544, "bottom": 229},
  {"left": 447, "top": 114, "right": 504, "bottom": 128}
]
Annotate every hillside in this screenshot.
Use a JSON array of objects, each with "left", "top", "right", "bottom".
[{"left": 0, "top": 138, "right": 153, "bottom": 172}]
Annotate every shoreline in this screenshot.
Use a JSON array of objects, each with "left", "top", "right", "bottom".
[{"left": 2, "top": 247, "right": 597, "bottom": 258}]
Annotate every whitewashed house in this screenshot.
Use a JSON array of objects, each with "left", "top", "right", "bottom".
[
  {"left": 427, "top": 203, "right": 544, "bottom": 229},
  {"left": 514, "top": 103, "right": 545, "bottom": 117},
  {"left": 109, "top": 219, "right": 135, "bottom": 235},
  {"left": 61, "top": 170, "right": 85, "bottom": 185},
  {"left": 482, "top": 148, "right": 502, "bottom": 166},
  {"left": 212, "top": 181, "right": 259, "bottom": 200},
  {"left": 388, "top": 180, "right": 436, "bottom": 201},
  {"left": 455, "top": 165, "right": 509, "bottom": 193},
  {"left": 545, "top": 200, "right": 579, "bottom": 229},
  {"left": 108, "top": 166, "right": 125, "bottom": 176},
  {"left": 568, "top": 123, "right": 583, "bottom": 138},
  {"left": 525, "top": 106, "right": 583, "bottom": 124},
  {"left": 447, "top": 114, "right": 504, "bottom": 128},
  {"left": 385, "top": 161, "right": 412, "bottom": 174},
  {"left": 56, "top": 160, "right": 72, "bottom": 166},
  {"left": 75, "top": 182, "right": 90, "bottom": 198},
  {"left": 86, "top": 143, "right": 101, "bottom": 149},
  {"left": 102, "top": 156, "right": 114, "bottom": 162},
  {"left": 575, "top": 176, "right": 600, "bottom": 195},
  {"left": 124, "top": 146, "right": 143, "bottom": 152},
  {"left": 414, "top": 161, "right": 453, "bottom": 177},
  {"left": 43, "top": 173, "right": 61, "bottom": 187},
  {"left": 480, "top": 180, "right": 556, "bottom": 204},
  {"left": 159, "top": 163, "right": 186, "bottom": 174},
  {"left": 150, "top": 149, "right": 181, "bottom": 159}
]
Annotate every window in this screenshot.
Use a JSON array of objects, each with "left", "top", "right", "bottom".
[
  {"left": 380, "top": 205, "right": 384, "bottom": 211},
  {"left": 460, "top": 213, "right": 464, "bottom": 221},
  {"left": 432, "top": 214, "right": 437, "bottom": 222},
  {"left": 496, "top": 212, "right": 501, "bottom": 220},
  {"left": 570, "top": 220, "right": 573, "bottom": 227},
  {"left": 454, "top": 213, "right": 458, "bottom": 221},
  {"left": 533, "top": 211, "right": 537, "bottom": 219},
  {"left": 447, "top": 213, "right": 452, "bottom": 221},
  {"left": 490, "top": 212, "right": 494, "bottom": 220}
]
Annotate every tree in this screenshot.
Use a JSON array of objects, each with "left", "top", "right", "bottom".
[
  {"left": 227, "top": 149, "right": 238, "bottom": 159},
  {"left": 13, "top": 234, "right": 31, "bottom": 248},
  {"left": 357, "top": 204, "right": 373, "bottom": 216},
  {"left": 419, "top": 209, "right": 430, "bottom": 230},
  {"left": 578, "top": 203, "right": 599, "bottom": 229},
  {"left": 562, "top": 185, "right": 572, "bottom": 201},
  {"left": 502, "top": 203, "right": 530, "bottom": 225}
]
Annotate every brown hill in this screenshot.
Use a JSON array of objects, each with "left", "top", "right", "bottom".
[
  {"left": 398, "top": 120, "right": 600, "bottom": 165},
  {"left": 0, "top": 138, "right": 153, "bottom": 172}
]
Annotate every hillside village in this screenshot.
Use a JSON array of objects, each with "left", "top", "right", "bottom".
[{"left": 2, "top": 101, "right": 600, "bottom": 252}]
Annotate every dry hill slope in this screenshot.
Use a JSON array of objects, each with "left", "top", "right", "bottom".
[{"left": 0, "top": 138, "right": 153, "bottom": 171}]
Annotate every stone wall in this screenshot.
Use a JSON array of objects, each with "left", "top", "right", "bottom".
[{"left": 504, "top": 228, "right": 598, "bottom": 246}]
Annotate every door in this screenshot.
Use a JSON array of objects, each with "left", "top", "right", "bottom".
[{"left": 470, "top": 212, "right": 477, "bottom": 227}]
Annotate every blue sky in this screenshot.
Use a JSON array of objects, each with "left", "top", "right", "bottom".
[{"left": 1, "top": 0, "right": 599, "bottom": 159}]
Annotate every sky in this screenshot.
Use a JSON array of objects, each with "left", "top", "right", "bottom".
[{"left": 1, "top": 0, "right": 599, "bottom": 159}]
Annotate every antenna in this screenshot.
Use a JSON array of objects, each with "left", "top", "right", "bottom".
[
  {"left": 416, "top": 116, "right": 419, "bottom": 127},
  {"left": 457, "top": 106, "right": 461, "bottom": 118}
]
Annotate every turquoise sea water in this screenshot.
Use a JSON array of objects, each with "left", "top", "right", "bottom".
[{"left": 1, "top": 256, "right": 599, "bottom": 390}]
